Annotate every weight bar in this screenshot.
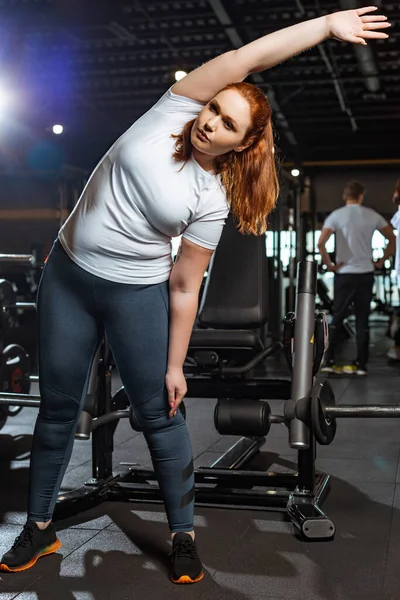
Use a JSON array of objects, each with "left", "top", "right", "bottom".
[
  {"left": 325, "top": 405, "right": 400, "bottom": 418},
  {"left": 0, "top": 280, "right": 36, "bottom": 311},
  {"left": 0, "top": 254, "right": 36, "bottom": 267},
  {"left": 0, "top": 392, "right": 40, "bottom": 407},
  {"left": 15, "top": 302, "right": 36, "bottom": 310},
  {"left": 307, "top": 381, "right": 400, "bottom": 446}
]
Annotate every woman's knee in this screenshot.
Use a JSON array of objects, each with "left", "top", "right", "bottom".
[
  {"left": 39, "top": 384, "right": 81, "bottom": 422},
  {"left": 140, "top": 410, "right": 185, "bottom": 434}
]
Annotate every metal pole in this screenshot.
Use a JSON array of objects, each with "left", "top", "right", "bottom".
[
  {"left": 295, "top": 185, "right": 303, "bottom": 263},
  {"left": 0, "top": 254, "right": 36, "bottom": 266},
  {"left": 0, "top": 393, "right": 41, "bottom": 407},
  {"left": 326, "top": 405, "right": 400, "bottom": 418},
  {"left": 289, "top": 260, "right": 317, "bottom": 449},
  {"left": 15, "top": 302, "right": 36, "bottom": 310},
  {"left": 288, "top": 207, "right": 296, "bottom": 313}
]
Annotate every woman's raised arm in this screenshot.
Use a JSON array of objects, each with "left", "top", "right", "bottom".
[{"left": 172, "top": 7, "right": 390, "bottom": 103}]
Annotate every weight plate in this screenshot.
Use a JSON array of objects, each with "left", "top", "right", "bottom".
[
  {"left": 311, "top": 380, "right": 337, "bottom": 445},
  {"left": 2, "top": 344, "right": 31, "bottom": 394},
  {"left": 1, "top": 344, "right": 30, "bottom": 417}
]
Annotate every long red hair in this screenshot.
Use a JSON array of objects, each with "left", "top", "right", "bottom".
[{"left": 172, "top": 82, "right": 279, "bottom": 235}]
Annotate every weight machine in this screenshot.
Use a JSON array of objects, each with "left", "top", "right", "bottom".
[{"left": 2, "top": 221, "right": 400, "bottom": 540}]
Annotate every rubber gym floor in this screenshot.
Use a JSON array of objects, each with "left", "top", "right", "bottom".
[{"left": 1, "top": 326, "right": 400, "bottom": 600}]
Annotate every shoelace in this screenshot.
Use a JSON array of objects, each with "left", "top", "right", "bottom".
[
  {"left": 12, "top": 524, "right": 35, "bottom": 549},
  {"left": 170, "top": 539, "right": 198, "bottom": 559}
]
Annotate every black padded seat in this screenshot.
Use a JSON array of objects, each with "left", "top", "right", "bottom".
[
  {"left": 185, "top": 213, "right": 269, "bottom": 372},
  {"left": 189, "top": 328, "right": 263, "bottom": 353},
  {"left": 197, "top": 214, "right": 268, "bottom": 330}
]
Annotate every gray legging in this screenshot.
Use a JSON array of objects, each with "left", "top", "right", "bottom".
[{"left": 28, "top": 240, "right": 195, "bottom": 532}]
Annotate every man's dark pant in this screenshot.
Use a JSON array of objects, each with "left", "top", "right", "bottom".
[
  {"left": 395, "top": 293, "right": 400, "bottom": 348},
  {"left": 325, "top": 272, "right": 374, "bottom": 370}
]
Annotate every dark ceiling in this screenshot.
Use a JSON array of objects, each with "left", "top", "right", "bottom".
[{"left": 0, "top": 0, "right": 399, "bottom": 172}]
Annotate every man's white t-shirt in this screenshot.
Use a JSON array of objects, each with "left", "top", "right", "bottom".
[
  {"left": 59, "top": 88, "right": 229, "bottom": 284},
  {"left": 323, "top": 204, "right": 387, "bottom": 274}
]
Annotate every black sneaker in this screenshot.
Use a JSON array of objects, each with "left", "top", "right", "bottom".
[
  {"left": 169, "top": 532, "right": 204, "bottom": 584},
  {"left": 0, "top": 521, "right": 61, "bottom": 572}
]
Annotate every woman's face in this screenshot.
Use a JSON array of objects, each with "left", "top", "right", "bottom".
[{"left": 190, "top": 89, "right": 252, "bottom": 158}]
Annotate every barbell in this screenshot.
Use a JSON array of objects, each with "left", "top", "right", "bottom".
[{"left": 308, "top": 381, "right": 400, "bottom": 445}]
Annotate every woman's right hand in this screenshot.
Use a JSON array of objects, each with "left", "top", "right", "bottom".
[{"left": 165, "top": 366, "right": 187, "bottom": 419}]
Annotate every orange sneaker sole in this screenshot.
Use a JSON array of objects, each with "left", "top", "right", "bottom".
[
  {"left": 0, "top": 538, "right": 62, "bottom": 573},
  {"left": 170, "top": 570, "right": 204, "bottom": 584}
]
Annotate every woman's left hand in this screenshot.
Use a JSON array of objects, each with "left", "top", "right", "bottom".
[
  {"left": 165, "top": 366, "right": 187, "bottom": 419},
  {"left": 327, "top": 7, "right": 390, "bottom": 46}
]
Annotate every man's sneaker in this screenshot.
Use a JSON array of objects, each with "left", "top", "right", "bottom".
[
  {"left": 354, "top": 369, "right": 367, "bottom": 376},
  {"left": 169, "top": 533, "right": 204, "bottom": 584},
  {"left": 321, "top": 363, "right": 343, "bottom": 374},
  {"left": 342, "top": 363, "right": 367, "bottom": 376},
  {"left": 342, "top": 364, "right": 357, "bottom": 374},
  {"left": 387, "top": 347, "right": 400, "bottom": 361},
  {"left": 0, "top": 521, "right": 61, "bottom": 572}
]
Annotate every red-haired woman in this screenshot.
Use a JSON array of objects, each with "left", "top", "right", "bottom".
[{"left": 1, "top": 6, "right": 390, "bottom": 584}]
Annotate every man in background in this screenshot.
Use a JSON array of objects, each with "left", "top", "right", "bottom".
[{"left": 318, "top": 180, "right": 395, "bottom": 375}]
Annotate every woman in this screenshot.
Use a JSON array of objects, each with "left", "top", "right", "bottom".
[
  {"left": 0, "top": 6, "right": 390, "bottom": 584},
  {"left": 387, "top": 180, "right": 400, "bottom": 360}
]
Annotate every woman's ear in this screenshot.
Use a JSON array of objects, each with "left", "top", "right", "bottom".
[{"left": 235, "top": 141, "right": 252, "bottom": 153}]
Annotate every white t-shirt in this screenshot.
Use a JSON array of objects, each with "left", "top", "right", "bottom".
[
  {"left": 323, "top": 204, "right": 387, "bottom": 274},
  {"left": 59, "top": 88, "right": 229, "bottom": 284},
  {"left": 391, "top": 207, "right": 400, "bottom": 287}
]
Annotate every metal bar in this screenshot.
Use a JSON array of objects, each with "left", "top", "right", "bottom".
[
  {"left": 289, "top": 261, "right": 317, "bottom": 449},
  {"left": 297, "top": 440, "right": 316, "bottom": 492},
  {"left": 186, "top": 377, "right": 291, "bottom": 400},
  {"left": 15, "top": 302, "right": 36, "bottom": 310},
  {"left": 313, "top": 473, "right": 331, "bottom": 507},
  {"left": 126, "top": 466, "right": 299, "bottom": 489},
  {"left": 92, "top": 349, "right": 113, "bottom": 480},
  {"left": 208, "top": 437, "right": 265, "bottom": 470},
  {"left": 326, "top": 405, "right": 400, "bottom": 418},
  {"left": 220, "top": 342, "right": 282, "bottom": 375},
  {"left": 270, "top": 415, "right": 286, "bottom": 424},
  {"left": 0, "top": 393, "right": 40, "bottom": 406},
  {"left": 0, "top": 254, "right": 35, "bottom": 266},
  {"left": 91, "top": 410, "right": 130, "bottom": 430},
  {"left": 108, "top": 482, "right": 291, "bottom": 509}
]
